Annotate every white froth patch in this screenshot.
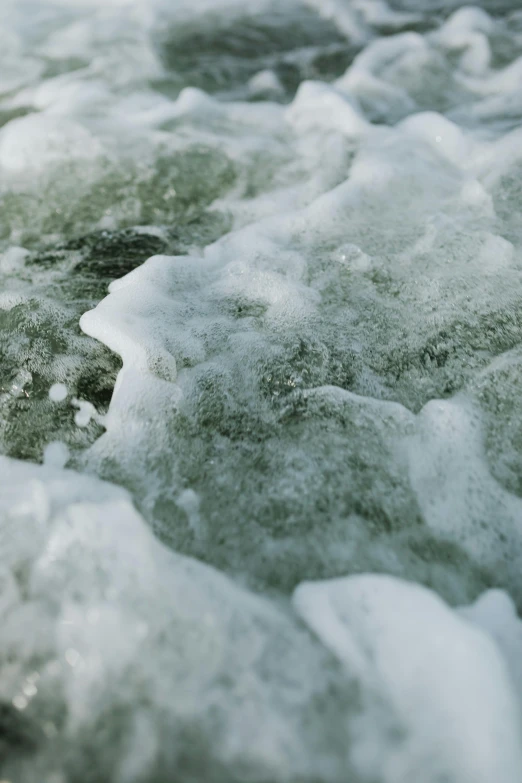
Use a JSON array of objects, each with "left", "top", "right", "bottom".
[
  {"left": 398, "top": 112, "right": 472, "bottom": 166},
  {"left": 0, "top": 114, "right": 101, "bottom": 175},
  {"left": 407, "top": 397, "right": 522, "bottom": 578},
  {"left": 287, "top": 81, "right": 368, "bottom": 136},
  {"left": 43, "top": 441, "right": 70, "bottom": 468},
  {"left": 460, "top": 590, "right": 522, "bottom": 706},
  {"left": 0, "top": 456, "right": 356, "bottom": 782},
  {"left": 248, "top": 69, "right": 284, "bottom": 96},
  {"left": 72, "top": 398, "right": 98, "bottom": 428},
  {"left": 49, "top": 383, "right": 68, "bottom": 402},
  {"left": 293, "top": 574, "right": 522, "bottom": 783},
  {"left": 0, "top": 246, "right": 30, "bottom": 273}
]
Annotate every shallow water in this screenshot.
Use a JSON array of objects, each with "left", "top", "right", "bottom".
[{"left": 1, "top": 1, "right": 522, "bottom": 781}]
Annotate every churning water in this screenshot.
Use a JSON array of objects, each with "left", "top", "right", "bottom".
[{"left": 2, "top": 1, "right": 522, "bottom": 781}]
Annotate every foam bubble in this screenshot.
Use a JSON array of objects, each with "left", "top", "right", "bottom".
[
  {"left": 43, "top": 441, "right": 70, "bottom": 468},
  {"left": 49, "top": 383, "right": 68, "bottom": 403}
]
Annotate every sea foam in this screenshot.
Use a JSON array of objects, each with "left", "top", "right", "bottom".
[{"left": 1, "top": 0, "right": 522, "bottom": 781}]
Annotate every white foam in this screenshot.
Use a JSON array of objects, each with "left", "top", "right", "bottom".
[
  {"left": 461, "top": 590, "right": 522, "bottom": 707},
  {"left": 49, "top": 383, "right": 68, "bottom": 403},
  {"left": 248, "top": 69, "right": 284, "bottom": 96},
  {"left": 0, "top": 114, "right": 102, "bottom": 175},
  {"left": 0, "top": 456, "right": 356, "bottom": 781},
  {"left": 407, "top": 397, "right": 522, "bottom": 579},
  {"left": 294, "top": 574, "right": 522, "bottom": 783},
  {"left": 43, "top": 441, "right": 70, "bottom": 468},
  {"left": 2, "top": 0, "right": 522, "bottom": 779},
  {"left": 72, "top": 398, "right": 99, "bottom": 428}
]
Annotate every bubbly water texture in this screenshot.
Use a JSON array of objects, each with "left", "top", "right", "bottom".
[{"left": 1, "top": 0, "right": 522, "bottom": 780}]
